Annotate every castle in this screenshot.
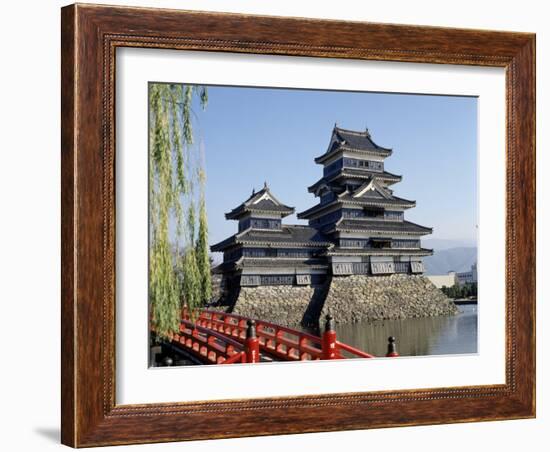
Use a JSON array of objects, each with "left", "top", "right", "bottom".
[{"left": 210, "top": 125, "right": 455, "bottom": 324}]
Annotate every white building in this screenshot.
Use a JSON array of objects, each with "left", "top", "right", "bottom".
[
  {"left": 456, "top": 263, "right": 477, "bottom": 285},
  {"left": 427, "top": 271, "right": 457, "bottom": 289}
]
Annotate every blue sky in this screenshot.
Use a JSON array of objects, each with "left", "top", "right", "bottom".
[{"left": 181, "top": 85, "right": 477, "bottom": 254}]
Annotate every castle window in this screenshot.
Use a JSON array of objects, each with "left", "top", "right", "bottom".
[
  {"left": 342, "top": 157, "right": 383, "bottom": 172},
  {"left": 384, "top": 211, "right": 403, "bottom": 221},
  {"left": 243, "top": 218, "right": 282, "bottom": 230},
  {"left": 370, "top": 238, "right": 392, "bottom": 249},
  {"left": 364, "top": 207, "right": 384, "bottom": 218}
]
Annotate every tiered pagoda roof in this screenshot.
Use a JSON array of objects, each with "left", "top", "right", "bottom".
[
  {"left": 326, "top": 218, "right": 432, "bottom": 235},
  {"left": 215, "top": 256, "right": 329, "bottom": 273},
  {"left": 308, "top": 170, "right": 402, "bottom": 193},
  {"left": 298, "top": 183, "right": 416, "bottom": 220},
  {"left": 225, "top": 183, "right": 295, "bottom": 220},
  {"left": 298, "top": 177, "right": 416, "bottom": 218},
  {"left": 315, "top": 126, "right": 393, "bottom": 163},
  {"left": 211, "top": 225, "right": 332, "bottom": 252},
  {"left": 336, "top": 190, "right": 415, "bottom": 207},
  {"left": 297, "top": 199, "right": 415, "bottom": 221}
]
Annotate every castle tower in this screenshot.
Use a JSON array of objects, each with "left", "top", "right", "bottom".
[
  {"left": 211, "top": 183, "right": 331, "bottom": 288},
  {"left": 297, "top": 125, "right": 433, "bottom": 276}
]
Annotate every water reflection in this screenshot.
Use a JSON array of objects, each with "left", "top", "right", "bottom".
[{"left": 307, "top": 305, "right": 478, "bottom": 357}]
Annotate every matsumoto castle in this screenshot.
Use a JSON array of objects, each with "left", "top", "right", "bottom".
[{"left": 211, "top": 125, "right": 433, "bottom": 289}]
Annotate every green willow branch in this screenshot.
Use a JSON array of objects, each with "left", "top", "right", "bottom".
[{"left": 149, "top": 83, "right": 210, "bottom": 339}]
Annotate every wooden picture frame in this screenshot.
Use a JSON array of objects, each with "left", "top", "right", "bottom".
[{"left": 61, "top": 3, "right": 535, "bottom": 447}]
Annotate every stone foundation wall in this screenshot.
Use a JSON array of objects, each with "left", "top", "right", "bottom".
[
  {"left": 231, "top": 284, "right": 328, "bottom": 326},
  {"left": 226, "top": 274, "right": 457, "bottom": 326},
  {"left": 321, "top": 274, "right": 458, "bottom": 322}
]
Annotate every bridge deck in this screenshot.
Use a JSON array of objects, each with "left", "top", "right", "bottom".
[{"left": 160, "top": 309, "right": 385, "bottom": 365}]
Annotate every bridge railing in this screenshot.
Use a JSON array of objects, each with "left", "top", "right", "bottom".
[
  {"left": 191, "top": 309, "right": 325, "bottom": 361},
  {"left": 171, "top": 318, "right": 259, "bottom": 364},
  {"left": 183, "top": 308, "right": 392, "bottom": 361}
]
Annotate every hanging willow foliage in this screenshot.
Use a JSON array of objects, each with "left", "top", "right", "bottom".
[
  {"left": 149, "top": 83, "right": 209, "bottom": 339},
  {"left": 196, "top": 158, "right": 212, "bottom": 304}
]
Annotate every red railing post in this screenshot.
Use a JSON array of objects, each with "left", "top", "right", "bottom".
[
  {"left": 386, "top": 336, "right": 399, "bottom": 357},
  {"left": 244, "top": 320, "right": 260, "bottom": 363},
  {"left": 322, "top": 314, "right": 338, "bottom": 359},
  {"left": 238, "top": 319, "right": 247, "bottom": 338}
]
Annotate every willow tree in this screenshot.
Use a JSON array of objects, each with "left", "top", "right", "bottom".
[
  {"left": 196, "top": 155, "right": 212, "bottom": 304},
  {"left": 149, "top": 83, "right": 208, "bottom": 339}
]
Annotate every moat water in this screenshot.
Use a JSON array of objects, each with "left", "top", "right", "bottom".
[{"left": 305, "top": 304, "right": 478, "bottom": 357}]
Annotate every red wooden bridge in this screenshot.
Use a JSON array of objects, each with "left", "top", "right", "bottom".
[{"left": 163, "top": 308, "right": 399, "bottom": 365}]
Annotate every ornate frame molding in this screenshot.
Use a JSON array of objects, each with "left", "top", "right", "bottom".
[{"left": 61, "top": 4, "right": 535, "bottom": 447}]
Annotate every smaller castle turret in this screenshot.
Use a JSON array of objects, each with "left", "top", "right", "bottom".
[{"left": 211, "top": 183, "right": 331, "bottom": 287}]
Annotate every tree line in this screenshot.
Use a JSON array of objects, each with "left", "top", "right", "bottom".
[{"left": 440, "top": 282, "right": 477, "bottom": 299}]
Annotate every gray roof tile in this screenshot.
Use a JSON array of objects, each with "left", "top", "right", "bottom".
[
  {"left": 315, "top": 126, "right": 392, "bottom": 163},
  {"left": 308, "top": 170, "right": 402, "bottom": 192},
  {"left": 325, "top": 247, "right": 433, "bottom": 256},
  {"left": 333, "top": 127, "right": 391, "bottom": 152},
  {"left": 332, "top": 219, "right": 432, "bottom": 234},
  {"left": 225, "top": 185, "right": 295, "bottom": 219},
  {"left": 211, "top": 225, "right": 332, "bottom": 251}
]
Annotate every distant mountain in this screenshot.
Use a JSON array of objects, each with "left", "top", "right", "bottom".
[
  {"left": 423, "top": 246, "right": 477, "bottom": 276},
  {"left": 423, "top": 238, "right": 476, "bottom": 250}
]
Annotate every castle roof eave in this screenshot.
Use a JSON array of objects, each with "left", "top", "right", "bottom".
[
  {"left": 307, "top": 170, "right": 402, "bottom": 193},
  {"left": 225, "top": 205, "right": 295, "bottom": 220},
  {"left": 327, "top": 218, "right": 433, "bottom": 235},
  {"left": 239, "top": 240, "right": 332, "bottom": 248},
  {"left": 315, "top": 126, "right": 393, "bottom": 164},
  {"left": 211, "top": 225, "right": 333, "bottom": 252},
  {"left": 334, "top": 126, "right": 393, "bottom": 150},
  {"left": 210, "top": 235, "right": 238, "bottom": 252},
  {"left": 325, "top": 247, "right": 433, "bottom": 257},
  {"left": 297, "top": 196, "right": 416, "bottom": 220},
  {"left": 338, "top": 191, "right": 415, "bottom": 206},
  {"left": 225, "top": 184, "right": 295, "bottom": 220},
  {"left": 314, "top": 145, "right": 392, "bottom": 164},
  {"left": 236, "top": 257, "right": 329, "bottom": 270}
]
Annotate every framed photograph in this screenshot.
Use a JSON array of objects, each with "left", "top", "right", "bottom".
[{"left": 61, "top": 4, "right": 535, "bottom": 447}]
